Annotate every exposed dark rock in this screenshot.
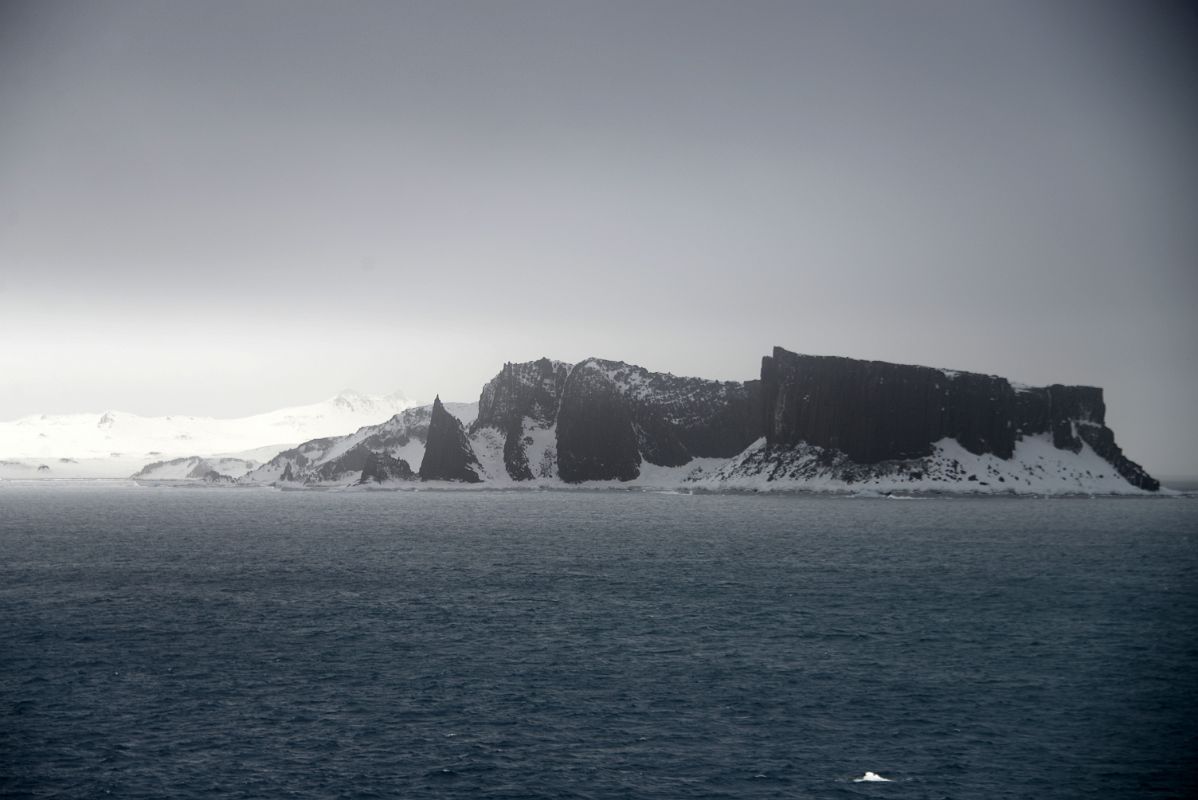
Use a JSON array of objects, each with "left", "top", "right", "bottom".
[
  {"left": 1075, "top": 419, "right": 1158, "bottom": 490},
  {"left": 186, "top": 459, "right": 215, "bottom": 479},
  {"left": 760, "top": 347, "right": 1158, "bottom": 491},
  {"left": 356, "top": 406, "right": 433, "bottom": 452},
  {"left": 473, "top": 356, "right": 763, "bottom": 482},
  {"left": 503, "top": 432, "right": 534, "bottom": 481},
  {"left": 580, "top": 359, "right": 762, "bottom": 462},
  {"left": 306, "top": 440, "right": 412, "bottom": 484},
  {"left": 242, "top": 405, "right": 442, "bottom": 485},
  {"left": 358, "top": 450, "right": 414, "bottom": 484},
  {"left": 762, "top": 349, "right": 1013, "bottom": 461},
  {"left": 556, "top": 361, "right": 642, "bottom": 482},
  {"left": 631, "top": 406, "right": 690, "bottom": 467},
  {"left": 472, "top": 358, "right": 570, "bottom": 480},
  {"left": 310, "top": 443, "right": 376, "bottom": 483},
  {"left": 419, "top": 397, "right": 482, "bottom": 483}
]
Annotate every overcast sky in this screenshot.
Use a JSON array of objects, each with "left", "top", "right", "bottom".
[{"left": 1, "top": 0, "right": 1195, "bottom": 474}]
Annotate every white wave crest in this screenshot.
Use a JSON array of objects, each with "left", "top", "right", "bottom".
[{"left": 854, "top": 771, "right": 893, "bottom": 782}]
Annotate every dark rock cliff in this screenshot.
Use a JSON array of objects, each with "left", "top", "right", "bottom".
[
  {"left": 472, "top": 357, "right": 763, "bottom": 482},
  {"left": 419, "top": 397, "right": 482, "bottom": 483},
  {"left": 556, "top": 361, "right": 643, "bottom": 482},
  {"left": 760, "top": 347, "right": 1157, "bottom": 491},
  {"left": 1015, "top": 383, "right": 1156, "bottom": 490},
  {"left": 472, "top": 358, "right": 571, "bottom": 480},
  {"left": 555, "top": 359, "right": 763, "bottom": 482}
]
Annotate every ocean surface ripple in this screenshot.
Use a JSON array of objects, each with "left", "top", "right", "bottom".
[{"left": 1, "top": 486, "right": 1195, "bottom": 799}]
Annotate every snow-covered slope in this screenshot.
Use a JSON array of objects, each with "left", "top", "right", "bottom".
[
  {"left": 689, "top": 435, "right": 1153, "bottom": 495},
  {"left": 0, "top": 390, "right": 413, "bottom": 479},
  {"left": 240, "top": 401, "right": 478, "bottom": 486},
  {"left": 131, "top": 456, "right": 258, "bottom": 483}
]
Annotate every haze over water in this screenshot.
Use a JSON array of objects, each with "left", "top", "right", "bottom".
[{"left": 2, "top": 486, "right": 1194, "bottom": 799}]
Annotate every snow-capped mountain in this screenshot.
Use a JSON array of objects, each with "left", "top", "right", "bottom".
[{"left": 0, "top": 390, "right": 413, "bottom": 479}]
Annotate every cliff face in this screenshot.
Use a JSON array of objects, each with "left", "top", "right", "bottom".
[
  {"left": 760, "top": 347, "right": 1157, "bottom": 491},
  {"left": 473, "top": 358, "right": 571, "bottom": 480},
  {"left": 588, "top": 360, "right": 762, "bottom": 463},
  {"left": 471, "top": 357, "right": 764, "bottom": 483},
  {"left": 237, "top": 347, "right": 1155, "bottom": 493},
  {"left": 419, "top": 397, "right": 483, "bottom": 483},
  {"left": 555, "top": 360, "right": 643, "bottom": 482}
]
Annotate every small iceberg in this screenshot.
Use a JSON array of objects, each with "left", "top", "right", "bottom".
[{"left": 854, "top": 771, "right": 892, "bottom": 783}]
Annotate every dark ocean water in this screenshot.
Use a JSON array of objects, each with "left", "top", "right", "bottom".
[{"left": 1, "top": 486, "right": 1195, "bottom": 799}]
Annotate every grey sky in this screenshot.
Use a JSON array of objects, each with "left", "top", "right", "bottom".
[{"left": 1, "top": 0, "right": 1195, "bottom": 475}]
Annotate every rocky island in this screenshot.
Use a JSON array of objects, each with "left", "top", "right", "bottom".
[{"left": 228, "top": 347, "right": 1156, "bottom": 495}]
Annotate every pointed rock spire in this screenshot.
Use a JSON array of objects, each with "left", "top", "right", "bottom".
[{"left": 419, "top": 396, "right": 483, "bottom": 483}]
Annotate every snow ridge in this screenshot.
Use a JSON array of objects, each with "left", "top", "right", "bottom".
[{"left": 241, "top": 402, "right": 478, "bottom": 486}]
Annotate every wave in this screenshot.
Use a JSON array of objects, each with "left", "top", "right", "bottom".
[{"left": 854, "top": 772, "right": 893, "bottom": 782}]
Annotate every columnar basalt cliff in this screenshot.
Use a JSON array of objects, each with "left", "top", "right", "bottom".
[
  {"left": 419, "top": 397, "right": 483, "bottom": 483},
  {"left": 757, "top": 347, "right": 1157, "bottom": 491}
]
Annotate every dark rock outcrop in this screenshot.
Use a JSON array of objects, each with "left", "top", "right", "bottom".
[
  {"left": 358, "top": 450, "right": 414, "bottom": 484},
  {"left": 187, "top": 459, "right": 219, "bottom": 480},
  {"left": 1017, "top": 384, "right": 1156, "bottom": 489},
  {"left": 234, "top": 348, "right": 1155, "bottom": 492},
  {"left": 473, "top": 356, "right": 763, "bottom": 482},
  {"left": 556, "top": 361, "right": 643, "bottom": 482},
  {"left": 760, "top": 347, "right": 1158, "bottom": 491},
  {"left": 472, "top": 358, "right": 570, "bottom": 480},
  {"left": 309, "top": 443, "right": 377, "bottom": 483},
  {"left": 582, "top": 360, "right": 762, "bottom": 462},
  {"left": 419, "top": 397, "right": 482, "bottom": 483},
  {"left": 241, "top": 404, "right": 448, "bottom": 485}
]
